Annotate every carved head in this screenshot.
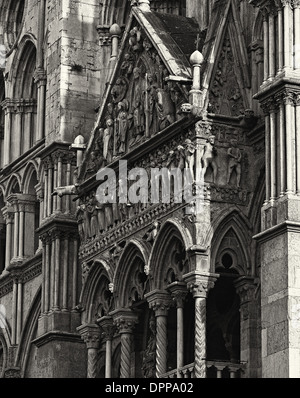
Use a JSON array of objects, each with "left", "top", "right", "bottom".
[
  {"left": 133, "top": 67, "right": 141, "bottom": 79},
  {"left": 208, "top": 135, "right": 215, "bottom": 145},
  {"left": 106, "top": 118, "right": 114, "bottom": 127},
  {"left": 230, "top": 138, "right": 238, "bottom": 147}
]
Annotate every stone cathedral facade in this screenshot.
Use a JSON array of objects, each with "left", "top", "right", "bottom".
[{"left": 0, "top": 0, "right": 299, "bottom": 379}]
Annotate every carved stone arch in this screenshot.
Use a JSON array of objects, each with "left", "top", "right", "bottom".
[
  {"left": 252, "top": 8, "right": 264, "bottom": 42},
  {"left": 5, "top": 173, "right": 22, "bottom": 196},
  {"left": 149, "top": 218, "right": 193, "bottom": 290},
  {"left": 22, "top": 161, "right": 39, "bottom": 194},
  {"left": 202, "top": 0, "right": 251, "bottom": 115},
  {"left": 79, "top": 261, "right": 112, "bottom": 324},
  {"left": 99, "top": 0, "right": 131, "bottom": 28},
  {"left": 12, "top": 37, "right": 37, "bottom": 99},
  {"left": 211, "top": 211, "right": 252, "bottom": 276},
  {"left": 15, "top": 287, "right": 41, "bottom": 377},
  {"left": 113, "top": 239, "right": 150, "bottom": 308}
]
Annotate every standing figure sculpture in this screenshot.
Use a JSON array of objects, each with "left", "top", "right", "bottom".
[
  {"left": 201, "top": 135, "right": 218, "bottom": 183},
  {"left": 116, "top": 101, "right": 129, "bottom": 155},
  {"left": 103, "top": 118, "right": 114, "bottom": 163},
  {"left": 227, "top": 139, "right": 242, "bottom": 187}
]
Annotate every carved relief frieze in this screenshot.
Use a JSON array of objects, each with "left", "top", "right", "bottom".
[{"left": 83, "top": 21, "right": 189, "bottom": 180}]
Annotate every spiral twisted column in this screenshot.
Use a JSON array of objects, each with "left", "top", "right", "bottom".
[
  {"left": 77, "top": 324, "right": 101, "bottom": 378},
  {"left": 98, "top": 316, "right": 115, "bottom": 378},
  {"left": 183, "top": 272, "right": 218, "bottom": 378},
  {"left": 113, "top": 310, "right": 138, "bottom": 379},
  {"left": 146, "top": 290, "right": 173, "bottom": 378}
]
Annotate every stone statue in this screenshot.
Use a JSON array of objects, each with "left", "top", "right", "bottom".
[
  {"left": 116, "top": 100, "right": 129, "bottom": 155},
  {"left": 227, "top": 138, "right": 242, "bottom": 187},
  {"left": 129, "top": 67, "right": 145, "bottom": 147},
  {"left": 103, "top": 118, "right": 114, "bottom": 162},
  {"left": 144, "top": 221, "right": 161, "bottom": 244},
  {"left": 184, "top": 139, "right": 196, "bottom": 183},
  {"left": 201, "top": 135, "right": 218, "bottom": 183},
  {"left": 156, "top": 88, "right": 175, "bottom": 131}
]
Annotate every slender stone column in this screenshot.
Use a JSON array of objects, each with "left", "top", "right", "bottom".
[
  {"left": 62, "top": 233, "right": 69, "bottom": 312},
  {"left": 15, "top": 104, "right": 23, "bottom": 159},
  {"left": 168, "top": 282, "right": 188, "bottom": 377},
  {"left": 98, "top": 316, "right": 115, "bottom": 378},
  {"left": 264, "top": 111, "right": 271, "bottom": 202},
  {"left": 183, "top": 272, "right": 218, "bottom": 378},
  {"left": 277, "top": 5, "right": 284, "bottom": 73},
  {"left": 78, "top": 324, "right": 101, "bottom": 378},
  {"left": 16, "top": 278, "right": 23, "bottom": 344},
  {"left": 18, "top": 204, "right": 25, "bottom": 258},
  {"left": 268, "top": 9, "right": 276, "bottom": 80},
  {"left": 113, "top": 310, "right": 138, "bottom": 379},
  {"left": 47, "top": 159, "right": 53, "bottom": 217},
  {"left": 283, "top": 0, "right": 293, "bottom": 72},
  {"left": 269, "top": 105, "right": 277, "bottom": 201},
  {"left": 54, "top": 233, "right": 61, "bottom": 311},
  {"left": 3, "top": 104, "right": 12, "bottom": 166},
  {"left": 263, "top": 11, "right": 269, "bottom": 83},
  {"left": 11, "top": 278, "right": 18, "bottom": 345},
  {"left": 72, "top": 238, "right": 78, "bottom": 310},
  {"left": 277, "top": 98, "right": 286, "bottom": 196},
  {"left": 146, "top": 290, "right": 173, "bottom": 378},
  {"left": 12, "top": 202, "right": 19, "bottom": 260},
  {"left": 3, "top": 209, "right": 13, "bottom": 270},
  {"left": 44, "top": 239, "right": 50, "bottom": 313},
  {"left": 284, "top": 91, "right": 295, "bottom": 193},
  {"left": 296, "top": 94, "right": 300, "bottom": 194}
]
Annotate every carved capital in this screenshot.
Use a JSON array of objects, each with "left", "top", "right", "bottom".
[
  {"left": 97, "top": 316, "right": 115, "bottom": 341},
  {"left": 183, "top": 272, "right": 219, "bottom": 299},
  {"left": 167, "top": 282, "right": 188, "bottom": 308},
  {"left": 146, "top": 290, "right": 173, "bottom": 316},
  {"left": 195, "top": 121, "right": 213, "bottom": 139},
  {"left": 234, "top": 276, "right": 258, "bottom": 305},
  {"left": 77, "top": 324, "right": 101, "bottom": 349},
  {"left": 112, "top": 310, "right": 138, "bottom": 334}
]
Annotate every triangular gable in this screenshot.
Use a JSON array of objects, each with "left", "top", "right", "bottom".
[
  {"left": 201, "top": 0, "right": 251, "bottom": 116},
  {"left": 79, "top": 7, "right": 200, "bottom": 181}
]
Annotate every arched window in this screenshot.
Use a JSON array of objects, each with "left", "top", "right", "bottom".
[
  {"left": 1, "top": 0, "right": 25, "bottom": 52},
  {"left": 10, "top": 40, "right": 37, "bottom": 161}
]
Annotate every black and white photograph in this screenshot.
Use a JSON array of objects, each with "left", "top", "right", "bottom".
[{"left": 0, "top": 0, "right": 300, "bottom": 384}]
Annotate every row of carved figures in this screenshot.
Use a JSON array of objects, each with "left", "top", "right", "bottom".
[{"left": 77, "top": 137, "right": 242, "bottom": 243}]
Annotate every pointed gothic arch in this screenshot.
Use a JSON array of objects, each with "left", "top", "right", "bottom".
[
  {"left": 6, "top": 174, "right": 21, "bottom": 196},
  {"left": 211, "top": 210, "right": 252, "bottom": 276},
  {"left": 149, "top": 219, "right": 193, "bottom": 290},
  {"left": 15, "top": 287, "right": 41, "bottom": 377},
  {"left": 113, "top": 239, "right": 150, "bottom": 308},
  {"left": 79, "top": 259, "right": 113, "bottom": 324}
]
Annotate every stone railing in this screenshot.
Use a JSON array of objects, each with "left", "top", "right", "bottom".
[{"left": 160, "top": 361, "right": 244, "bottom": 378}]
